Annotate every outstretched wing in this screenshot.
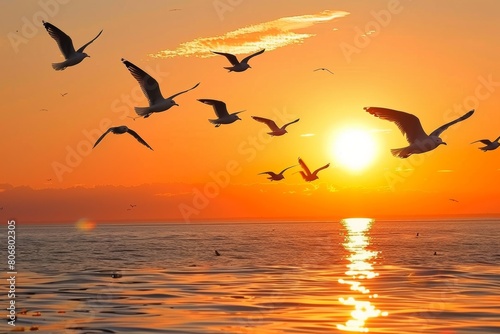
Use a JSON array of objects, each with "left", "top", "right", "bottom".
[
  {"left": 282, "top": 118, "right": 300, "bottom": 130},
  {"left": 126, "top": 129, "right": 153, "bottom": 150},
  {"left": 429, "top": 109, "right": 474, "bottom": 137},
  {"left": 76, "top": 29, "right": 103, "bottom": 53},
  {"left": 241, "top": 49, "right": 265, "bottom": 64},
  {"left": 258, "top": 171, "right": 276, "bottom": 177},
  {"left": 43, "top": 21, "right": 75, "bottom": 59},
  {"left": 471, "top": 139, "right": 492, "bottom": 145},
  {"left": 211, "top": 51, "right": 239, "bottom": 65},
  {"left": 312, "top": 163, "right": 330, "bottom": 176},
  {"left": 198, "top": 99, "right": 229, "bottom": 118},
  {"left": 167, "top": 82, "right": 200, "bottom": 100},
  {"left": 122, "top": 58, "right": 164, "bottom": 105},
  {"left": 298, "top": 157, "right": 312, "bottom": 176},
  {"left": 93, "top": 128, "right": 112, "bottom": 148},
  {"left": 279, "top": 165, "right": 296, "bottom": 175},
  {"left": 365, "top": 107, "right": 428, "bottom": 143},
  {"left": 251, "top": 116, "right": 279, "bottom": 131}
]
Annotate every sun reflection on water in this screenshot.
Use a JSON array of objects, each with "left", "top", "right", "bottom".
[{"left": 337, "top": 218, "right": 388, "bottom": 332}]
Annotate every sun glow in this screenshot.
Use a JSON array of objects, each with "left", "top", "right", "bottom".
[{"left": 332, "top": 128, "right": 377, "bottom": 172}]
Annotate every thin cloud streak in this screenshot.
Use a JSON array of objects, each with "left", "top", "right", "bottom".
[{"left": 149, "top": 10, "right": 349, "bottom": 59}]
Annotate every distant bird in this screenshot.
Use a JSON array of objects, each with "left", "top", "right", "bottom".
[
  {"left": 212, "top": 49, "right": 265, "bottom": 72},
  {"left": 365, "top": 107, "right": 475, "bottom": 158},
  {"left": 93, "top": 126, "right": 153, "bottom": 150},
  {"left": 130, "top": 204, "right": 137, "bottom": 208},
  {"left": 42, "top": 21, "right": 102, "bottom": 71},
  {"left": 111, "top": 272, "right": 122, "bottom": 278},
  {"left": 449, "top": 198, "right": 459, "bottom": 203},
  {"left": 314, "top": 67, "right": 334, "bottom": 75},
  {"left": 259, "top": 165, "right": 296, "bottom": 181},
  {"left": 416, "top": 232, "right": 419, "bottom": 237},
  {"left": 46, "top": 178, "right": 52, "bottom": 182},
  {"left": 471, "top": 136, "right": 500, "bottom": 151},
  {"left": 215, "top": 250, "right": 221, "bottom": 256},
  {"left": 433, "top": 251, "right": 437, "bottom": 256},
  {"left": 297, "top": 157, "right": 330, "bottom": 182},
  {"left": 40, "top": 108, "right": 48, "bottom": 111},
  {"left": 251, "top": 116, "right": 300, "bottom": 136},
  {"left": 127, "top": 115, "right": 140, "bottom": 121},
  {"left": 60, "top": 92, "right": 68, "bottom": 97},
  {"left": 198, "top": 99, "right": 244, "bottom": 127},
  {"left": 121, "top": 58, "right": 200, "bottom": 118}
]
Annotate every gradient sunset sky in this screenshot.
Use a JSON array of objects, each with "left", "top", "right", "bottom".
[{"left": 1, "top": 0, "right": 500, "bottom": 223}]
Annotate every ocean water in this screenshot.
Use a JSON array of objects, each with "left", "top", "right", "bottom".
[{"left": 1, "top": 219, "right": 500, "bottom": 333}]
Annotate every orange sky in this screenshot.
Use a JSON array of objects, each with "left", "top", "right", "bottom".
[{"left": 1, "top": 0, "right": 500, "bottom": 223}]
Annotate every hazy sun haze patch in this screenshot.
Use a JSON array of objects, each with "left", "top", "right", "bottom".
[
  {"left": 331, "top": 128, "right": 378, "bottom": 173},
  {"left": 149, "top": 10, "right": 349, "bottom": 59}
]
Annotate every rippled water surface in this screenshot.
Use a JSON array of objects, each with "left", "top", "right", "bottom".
[{"left": 2, "top": 219, "right": 500, "bottom": 333}]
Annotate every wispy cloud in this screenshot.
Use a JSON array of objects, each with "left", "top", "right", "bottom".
[
  {"left": 437, "top": 169, "right": 454, "bottom": 173},
  {"left": 149, "top": 10, "right": 349, "bottom": 59}
]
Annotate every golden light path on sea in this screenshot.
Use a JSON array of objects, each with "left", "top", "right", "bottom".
[{"left": 337, "top": 218, "right": 388, "bottom": 332}]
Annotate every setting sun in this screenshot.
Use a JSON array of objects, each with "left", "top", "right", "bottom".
[{"left": 331, "top": 128, "right": 378, "bottom": 172}]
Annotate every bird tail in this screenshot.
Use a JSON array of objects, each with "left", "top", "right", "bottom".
[
  {"left": 52, "top": 62, "right": 66, "bottom": 71},
  {"left": 223, "top": 67, "right": 234, "bottom": 72},
  {"left": 134, "top": 107, "right": 151, "bottom": 118},
  {"left": 391, "top": 147, "right": 412, "bottom": 158}
]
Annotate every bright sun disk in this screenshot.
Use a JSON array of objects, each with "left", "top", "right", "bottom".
[{"left": 332, "top": 128, "right": 377, "bottom": 172}]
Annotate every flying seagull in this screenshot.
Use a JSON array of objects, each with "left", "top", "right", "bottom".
[
  {"left": 314, "top": 68, "right": 334, "bottom": 75},
  {"left": 251, "top": 116, "right": 300, "bottom": 136},
  {"left": 365, "top": 107, "right": 475, "bottom": 158},
  {"left": 211, "top": 49, "right": 265, "bottom": 72},
  {"left": 259, "top": 165, "right": 297, "bottom": 181},
  {"left": 298, "top": 157, "right": 330, "bottom": 182},
  {"left": 198, "top": 99, "right": 244, "bottom": 127},
  {"left": 471, "top": 136, "right": 500, "bottom": 151},
  {"left": 42, "top": 21, "right": 102, "bottom": 71},
  {"left": 93, "top": 126, "right": 153, "bottom": 150},
  {"left": 121, "top": 58, "right": 200, "bottom": 118}
]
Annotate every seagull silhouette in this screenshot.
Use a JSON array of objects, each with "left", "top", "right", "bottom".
[
  {"left": 365, "top": 107, "right": 474, "bottom": 158},
  {"left": 198, "top": 99, "right": 244, "bottom": 127},
  {"left": 93, "top": 126, "right": 153, "bottom": 150},
  {"left": 298, "top": 157, "right": 330, "bottom": 182},
  {"left": 251, "top": 116, "right": 300, "bottom": 136},
  {"left": 212, "top": 49, "right": 265, "bottom": 72},
  {"left": 471, "top": 136, "right": 500, "bottom": 151},
  {"left": 42, "top": 21, "right": 102, "bottom": 71},
  {"left": 121, "top": 58, "right": 200, "bottom": 118},
  {"left": 314, "top": 68, "right": 334, "bottom": 75},
  {"left": 259, "top": 165, "right": 297, "bottom": 181}
]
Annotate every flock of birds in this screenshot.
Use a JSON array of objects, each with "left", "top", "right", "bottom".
[{"left": 42, "top": 20, "right": 495, "bottom": 183}]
